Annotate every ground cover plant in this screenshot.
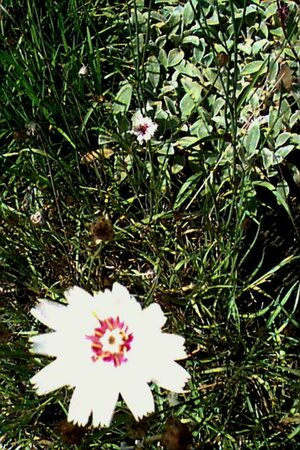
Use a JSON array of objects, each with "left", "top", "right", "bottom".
[{"left": 1, "top": 0, "right": 300, "bottom": 448}]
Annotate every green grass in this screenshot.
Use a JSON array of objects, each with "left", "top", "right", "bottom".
[{"left": 1, "top": 0, "right": 300, "bottom": 448}]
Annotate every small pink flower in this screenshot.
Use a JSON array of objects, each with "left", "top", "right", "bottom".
[{"left": 132, "top": 111, "right": 158, "bottom": 144}]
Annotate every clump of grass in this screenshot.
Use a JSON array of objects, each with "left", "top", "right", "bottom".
[{"left": 1, "top": 0, "right": 300, "bottom": 448}]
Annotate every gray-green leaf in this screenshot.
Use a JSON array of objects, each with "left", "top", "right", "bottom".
[{"left": 113, "top": 83, "right": 133, "bottom": 114}]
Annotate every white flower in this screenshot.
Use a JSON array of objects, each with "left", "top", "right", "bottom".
[
  {"left": 30, "top": 211, "right": 45, "bottom": 227},
  {"left": 29, "top": 283, "right": 190, "bottom": 428},
  {"left": 78, "top": 64, "right": 89, "bottom": 77},
  {"left": 26, "top": 121, "right": 39, "bottom": 136},
  {"left": 131, "top": 111, "right": 158, "bottom": 144}
]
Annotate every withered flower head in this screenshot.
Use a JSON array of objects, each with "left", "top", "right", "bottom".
[
  {"left": 161, "top": 417, "right": 192, "bottom": 450},
  {"left": 89, "top": 216, "right": 115, "bottom": 243},
  {"left": 55, "top": 419, "right": 85, "bottom": 445},
  {"left": 216, "top": 52, "right": 229, "bottom": 67},
  {"left": 0, "top": 325, "right": 12, "bottom": 343}
]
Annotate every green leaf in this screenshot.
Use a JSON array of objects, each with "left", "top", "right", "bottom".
[
  {"left": 181, "top": 77, "right": 201, "bottom": 103},
  {"left": 265, "top": 2, "right": 277, "bottom": 19},
  {"left": 262, "top": 148, "right": 276, "bottom": 169},
  {"left": 212, "top": 97, "right": 225, "bottom": 116},
  {"left": 241, "top": 60, "right": 266, "bottom": 76},
  {"left": 268, "top": 56, "right": 279, "bottom": 83},
  {"left": 146, "top": 56, "right": 160, "bottom": 89},
  {"left": 182, "top": 1, "right": 195, "bottom": 26},
  {"left": 252, "top": 39, "right": 269, "bottom": 55},
  {"left": 191, "top": 121, "right": 212, "bottom": 139},
  {"left": 180, "top": 93, "right": 195, "bottom": 119},
  {"left": 182, "top": 35, "right": 200, "bottom": 46},
  {"left": 270, "top": 27, "right": 284, "bottom": 38},
  {"left": 274, "top": 181, "right": 290, "bottom": 213},
  {"left": 275, "top": 145, "right": 294, "bottom": 160},
  {"left": 175, "top": 136, "right": 200, "bottom": 149},
  {"left": 182, "top": 62, "right": 201, "bottom": 79},
  {"left": 268, "top": 107, "right": 282, "bottom": 138},
  {"left": 113, "top": 83, "right": 133, "bottom": 114},
  {"left": 254, "top": 181, "right": 291, "bottom": 215},
  {"left": 275, "top": 132, "right": 291, "bottom": 148},
  {"left": 164, "top": 96, "right": 177, "bottom": 115},
  {"left": 158, "top": 48, "right": 168, "bottom": 68},
  {"left": 174, "top": 173, "right": 202, "bottom": 209},
  {"left": 244, "top": 120, "right": 261, "bottom": 155},
  {"left": 157, "top": 143, "right": 175, "bottom": 156},
  {"left": 167, "top": 48, "right": 185, "bottom": 67},
  {"left": 291, "top": 134, "right": 300, "bottom": 146},
  {"left": 280, "top": 99, "right": 292, "bottom": 120},
  {"left": 260, "top": 21, "right": 269, "bottom": 38},
  {"left": 291, "top": 111, "right": 300, "bottom": 128},
  {"left": 172, "top": 155, "right": 186, "bottom": 174}
]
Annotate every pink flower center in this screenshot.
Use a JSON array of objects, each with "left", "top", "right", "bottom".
[
  {"left": 137, "top": 123, "right": 149, "bottom": 135},
  {"left": 86, "top": 316, "right": 134, "bottom": 367}
]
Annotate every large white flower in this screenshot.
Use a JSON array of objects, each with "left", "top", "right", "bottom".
[
  {"left": 29, "top": 283, "right": 190, "bottom": 427},
  {"left": 131, "top": 110, "right": 158, "bottom": 144}
]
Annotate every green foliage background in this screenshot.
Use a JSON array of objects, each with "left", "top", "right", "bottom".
[{"left": 1, "top": 0, "right": 300, "bottom": 448}]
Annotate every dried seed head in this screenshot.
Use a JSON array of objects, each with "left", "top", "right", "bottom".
[
  {"left": 89, "top": 216, "right": 115, "bottom": 242},
  {"left": 217, "top": 52, "right": 229, "bottom": 67},
  {"left": 161, "top": 418, "right": 192, "bottom": 450},
  {"left": 55, "top": 419, "right": 85, "bottom": 445}
]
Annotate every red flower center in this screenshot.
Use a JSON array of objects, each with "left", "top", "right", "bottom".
[
  {"left": 137, "top": 123, "right": 149, "bottom": 134},
  {"left": 86, "top": 316, "right": 134, "bottom": 367}
]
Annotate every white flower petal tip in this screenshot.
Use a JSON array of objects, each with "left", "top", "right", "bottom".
[
  {"left": 30, "top": 299, "right": 66, "bottom": 330},
  {"left": 142, "top": 303, "right": 166, "bottom": 328},
  {"left": 111, "top": 282, "right": 131, "bottom": 298},
  {"left": 64, "top": 285, "right": 93, "bottom": 305},
  {"left": 29, "top": 283, "right": 190, "bottom": 427},
  {"left": 131, "top": 110, "right": 158, "bottom": 144}
]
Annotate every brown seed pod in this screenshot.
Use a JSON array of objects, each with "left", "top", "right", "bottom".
[
  {"left": 276, "top": 62, "right": 293, "bottom": 91},
  {"left": 0, "top": 325, "right": 12, "bottom": 343},
  {"left": 55, "top": 419, "right": 85, "bottom": 445},
  {"left": 161, "top": 417, "right": 192, "bottom": 450},
  {"left": 89, "top": 216, "right": 115, "bottom": 243},
  {"left": 13, "top": 130, "right": 27, "bottom": 142},
  {"left": 217, "top": 52, "right": 229, "bottom": 67}
]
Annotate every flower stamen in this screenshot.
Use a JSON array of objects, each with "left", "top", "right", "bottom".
[{"left": 86, "top": 316, "right": 133, "bottom": 367}]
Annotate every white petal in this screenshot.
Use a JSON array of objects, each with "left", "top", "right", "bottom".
[
  {"left": 30, "top": 359, "right": 74, "bottom": 395},
  {"left": 111, "top": 282, "right": 132, "bottom": 305},
  {"left": 158, "top": 333, "right": 187, "bottom": 360},
  {"left": 96, "top": 286, "right": 149, "bottom": 336},
  {"left": 31, "top": 299, "right": 66, "bottom": 330},
  {"left": 152, "top": 361, "right": 190, "bottom": 393},
  {"left": 91, "top": 383, "right": 119, "bottom": 427},
  {"left": 30, "top": 327, "right": 95, "bottom": 363},
  {"left": 68, "top": 384, "right": 93, "bottom": 427},
  {"left": 132, "top": 110, "right": 144, "bottom": 126},
  {"left": 91, "top": 286, "right": 120, "bottom": 319},
  {"left": 141, "top": 303, "right": 166, "bottom": 328},
  {"left": 64, "top": 285, "right": 94, "bottom": 309},
  {"left": 29, "top": 332, "right": 63, "bottom": 357},
  {"left": 121, "top": 379, "right": 155, "bottom": 420}
]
